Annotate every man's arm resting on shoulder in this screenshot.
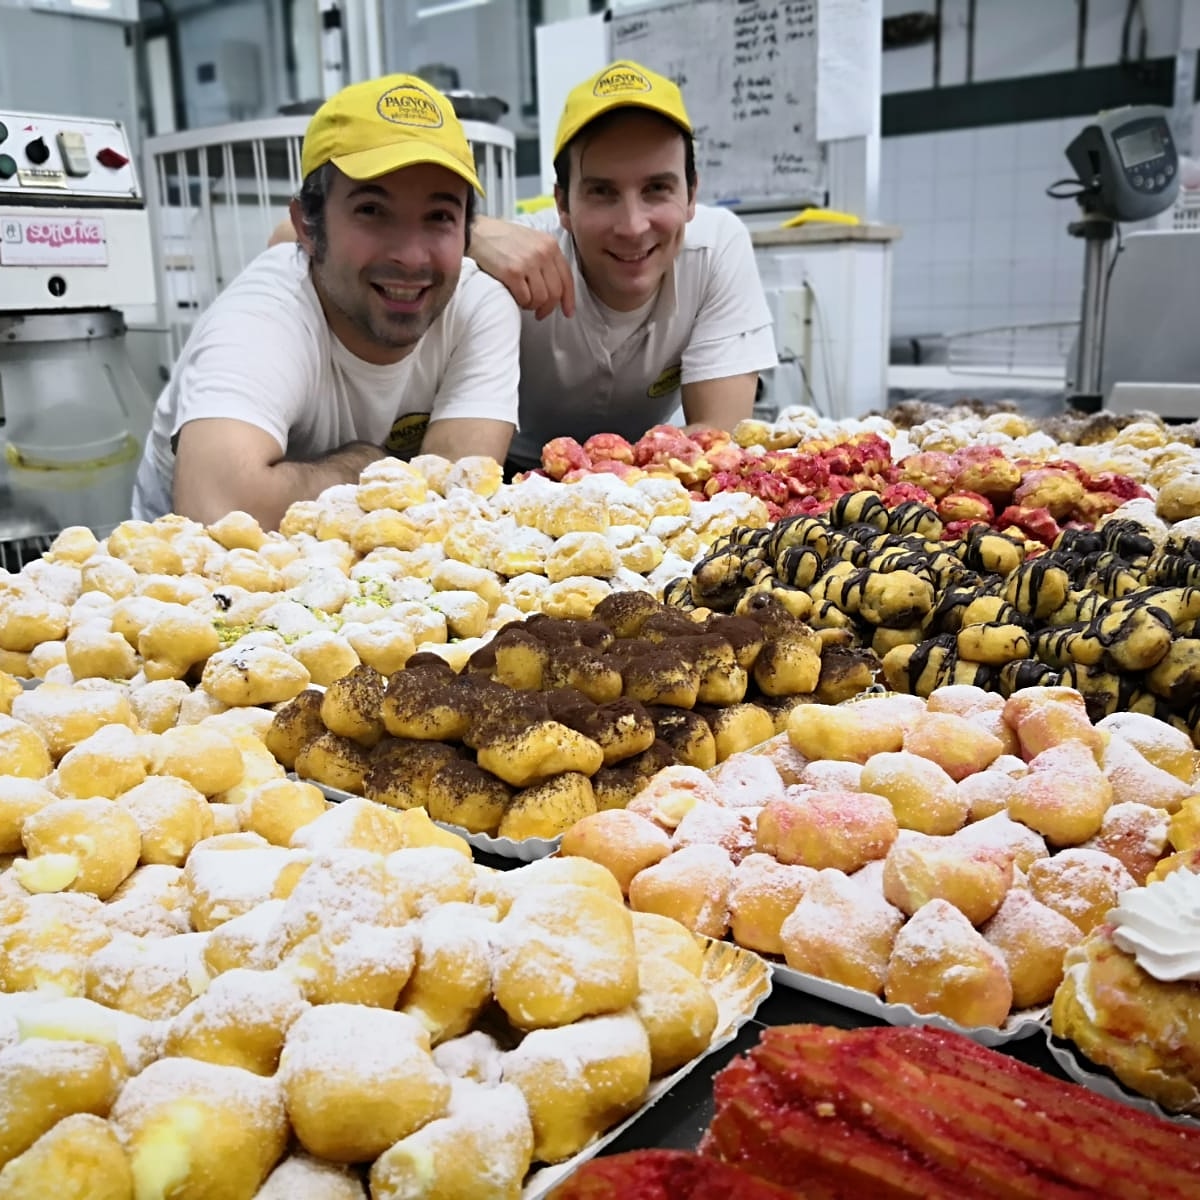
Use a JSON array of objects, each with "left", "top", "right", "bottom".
[
  {"left": 419, "top": 416, "right": 514, "bottom": 463},
  {"left": 173, "top": 418, "right": 385, "bottom": 531},
  {"left": 469, "top": 214, "right": 575, "bottom": 319},
  {"left": 681, "top": 372, "right": 759, "bottom": 432},
  {"left": 266, "top": 207, "right": 575, "bottom": 317}
]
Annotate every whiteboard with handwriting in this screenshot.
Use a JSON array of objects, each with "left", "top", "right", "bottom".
[{"left": 609, "top": 0, "right": 822, "bottom": 208}]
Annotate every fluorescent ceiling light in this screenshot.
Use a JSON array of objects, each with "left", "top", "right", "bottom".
[
  {"left": 70, "top": 0, "right": 114, "bottom": 10},
  {"left": 416, "top": 0, "right": 490, "bottom": 19}
]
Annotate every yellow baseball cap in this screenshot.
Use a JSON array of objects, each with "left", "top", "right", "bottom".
[
  {"left": 302, "top": 73, "right": 483, "bottom": 194},
  {"left": 554, "top": 60, "right": 692, "bottom": 159}
]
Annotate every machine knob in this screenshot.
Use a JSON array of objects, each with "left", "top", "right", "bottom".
[
  {"left": 0, "top": 154, "right": 16, "bottom": 180},
  {"left": 25, "top": 137, "right": 50, "bottom": 165},
  {"left": 0, "top": 121, "right": 8, "bottom": 144},
  {"left": 96, "top": 146, "right": 128, "bottom": 169}
]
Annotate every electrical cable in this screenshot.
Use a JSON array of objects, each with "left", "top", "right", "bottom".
[
  {"left": 1121, "top": 0, "right": 1149, "bottom": 63},
  {"left": 1105, "top": 219, "right": 1124, "bottom": 289},
  {"left": 1046, "top": 178, "right": 1092, "bottom": 201},
  {"left": 771, "top": 344, "right": 823, "bottom": 417},
  {"left": 805, "top": 280, "right": 840, "bottom": 420},
  {"left": 796, "top": 357, "right": 822, "bottom": 416}
]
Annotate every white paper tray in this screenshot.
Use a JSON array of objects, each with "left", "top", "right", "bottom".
[
  {"left": 523, "top": 936, "right": 772, "bottom": 1198},
  {"left": 1045, "top": 1034, "right": 1200, "bottom": 1129},
  {"left": 771, "top": 961, "right": 1047, "bottom": 1047},
  {"left": 302, "top": 778, "right": 562, "bottom": 862}
]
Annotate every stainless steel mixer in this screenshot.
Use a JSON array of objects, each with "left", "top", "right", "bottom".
[{"left": 0, "top": 108, "right": 156, "bottom": 565}]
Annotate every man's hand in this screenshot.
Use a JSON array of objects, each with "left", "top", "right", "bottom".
[{"left": 470, "top": 215, "right": 575, "bottom": 319}]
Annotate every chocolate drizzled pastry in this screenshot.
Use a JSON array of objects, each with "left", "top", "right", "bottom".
[
  {"left": 1060, "top": 661, "right": 1155, "bottom": 723},
  {"left": 736, "top": 576, "right": 813, "bottom": 623},
  {"left": 1004, "top": 559, "right": 1071, "bottom": 620},
  {"left": 815, "top": 645, "right": 881, "bottom": 705},
  {"left": 775, "top": 545, "right": 822, "bottom": 589},
  {"left": 661, "top": 576, "right": 697, "bottom": 609},
  {"left": 768, "top": 515, "right": 830, "bottom": 561},
  {"left": 691, "top": 547, "right": 753, "bottom": 610},
  {"left": 830, "top": 491, "right": 888, "bottom": 530},
  {"left": 886, "top": 500, "right": 944, "bottom": 539},
  {"left": 997, "top": 658, "right": 1061, "bottom": 696}
]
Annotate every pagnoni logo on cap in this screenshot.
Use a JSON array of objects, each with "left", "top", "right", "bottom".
[
  {"left": 377, "top": 83, "right": 444, "bottom": 129},
  {"left": 593, "top": 64, "right": 652, "bottom": 98}
]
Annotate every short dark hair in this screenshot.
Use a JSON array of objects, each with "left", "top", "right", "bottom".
[
  {"left": 553, "top": 109, "right": 696, "bottom": 208},
  {"left": 295, "top": 162, "right": 476, "bottom": 260}
]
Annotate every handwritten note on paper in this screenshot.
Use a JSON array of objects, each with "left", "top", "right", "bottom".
[
  {"left": 0, "top": 215, "right": 108, "bottom": 266},
  {"left": 611, "top": 0, "right": 822, "bottom": 208},
  {"left": 817, "top": 0, "right": 876, "bottom": 142}
]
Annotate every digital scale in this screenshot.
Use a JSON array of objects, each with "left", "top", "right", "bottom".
[{"left": 1062, "top": 105, "right": 1180, "bottom": 412}]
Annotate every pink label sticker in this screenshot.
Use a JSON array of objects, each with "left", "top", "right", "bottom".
[{"left": 0, "top": 215, "right": 108, "bottom": 266}]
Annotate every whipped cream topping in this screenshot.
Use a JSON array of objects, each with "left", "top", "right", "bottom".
[{"left": 1110, "top": 869, "right": 1200, "bottom": 982}]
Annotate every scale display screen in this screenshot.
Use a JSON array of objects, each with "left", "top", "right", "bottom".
[{"left": 1116, "top": 124, "right": 1166, "bottom": 168}]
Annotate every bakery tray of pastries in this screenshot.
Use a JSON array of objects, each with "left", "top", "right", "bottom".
[
  {"left": 769, "top": 962, "right": 1046, "bottom": 1046},
  {"left": 0, "top": 694, "right": 773, "bottom": 1200},
  {"left": 556, "top": 680, "right": 1199, "bottom": 1050},
  {"left": 266, "top": 593, "right": 868, "bottom": 858},
  {"left": 1044, "top": 1034, "right": 1200, "bottom": 1130},
  {"left": 524, "top": 934, "right": 771, "bottom": 1198}
]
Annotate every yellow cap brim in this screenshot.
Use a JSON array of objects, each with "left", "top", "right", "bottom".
[
  {"left": 331, "top": 142, "right": 484, "bottom": 196},
  {"left": 554, "top": 98, "right": 692, "bottom": 160}
]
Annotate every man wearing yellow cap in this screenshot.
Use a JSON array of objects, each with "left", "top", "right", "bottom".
[
  {"left": 474, "top": 60, "right": 777, "bottom": 474},
  {"left": 132, "top": 74, "right": 520, "bottom": 530}
]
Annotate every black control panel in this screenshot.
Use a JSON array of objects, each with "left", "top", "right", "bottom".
[{"left": 1066, "top": 106, "right": 1180, "bottom": 222}]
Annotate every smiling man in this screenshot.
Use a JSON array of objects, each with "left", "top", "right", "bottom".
[
  {"left": 132, "top": 73, "right": 519, "bottom": 530},
  {"left": 471, "top": 60, "right": 777, "bottom": 474}
]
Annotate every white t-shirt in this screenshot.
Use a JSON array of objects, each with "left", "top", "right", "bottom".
[
  {"left": 132, "top": 245, "right": 520, "bottom": 521},
  {"left": 507, "top": 204, "right": 777, "bottom": 469}
]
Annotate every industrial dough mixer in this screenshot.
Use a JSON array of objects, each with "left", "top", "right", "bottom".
[{"left": 0, "top": 108, "right": 155, "bottom": 567}]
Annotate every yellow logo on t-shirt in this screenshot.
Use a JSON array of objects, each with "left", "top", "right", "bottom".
[
  {"left": 647, "top": 363, "right": 682, "bottom": 399},
  {"left": 386, "top": 412, "right": 430, "bottom": 456}
]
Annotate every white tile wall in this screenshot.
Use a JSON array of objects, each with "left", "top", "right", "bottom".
[
  {"left": 877, "top": 0, "right": 1187, "bottom": 342},
  {"left": 881, "top": 117, "right": 1096, "bottom": 337}
]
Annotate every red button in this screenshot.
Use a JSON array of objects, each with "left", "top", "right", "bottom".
[{"left": 97, "top": 147, "right": 128, "bottom": 168}]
